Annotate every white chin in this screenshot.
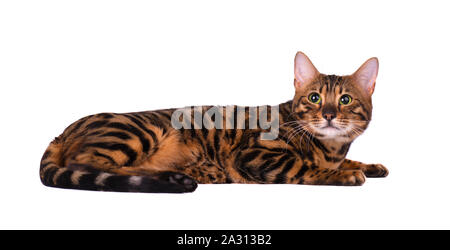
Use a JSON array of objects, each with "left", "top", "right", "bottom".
[{"left": 318, "top": 127, "right": 342, "bottom": 138}]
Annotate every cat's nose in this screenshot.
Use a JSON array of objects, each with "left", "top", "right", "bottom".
[
  {"left": 322, "top": 104, "right": 337, "bottom": 121},
  {"left": 322, "top": 112, "right": 336, "bottom": 121}
]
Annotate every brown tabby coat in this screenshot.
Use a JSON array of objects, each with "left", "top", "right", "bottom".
[{"left": 40, "top": 52, "right": 388, "bottom": 193}]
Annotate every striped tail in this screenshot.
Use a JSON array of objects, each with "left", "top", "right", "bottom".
[{"left": 39, "top": 142, "right": 197, "bottom": 193}]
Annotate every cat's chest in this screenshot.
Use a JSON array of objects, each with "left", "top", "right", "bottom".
[
  {"left": 312, "top": 140, "right": 351, "bottom": 169},
  {"left": 316, "top": 155, "right": 344, "bottom": 169}
]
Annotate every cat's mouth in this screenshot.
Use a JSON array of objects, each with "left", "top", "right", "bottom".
[
  {"left": 320, "top": 120, "right": 342, "bottom": 131},
  {"left": 322, "top": 124, "right": 339, "bottom": 130},
  {"left": 319, "top": 125, "right": 341, "bottom": 135},
  {"left": 307, "top": 118, "right": 358, "bottom": 140},
  {"left": 312, "top": 121, "right": 347, "bottom": 138}
]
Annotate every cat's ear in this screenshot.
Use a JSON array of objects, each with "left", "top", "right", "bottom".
[
  {"left": 294, "top": 52, "right": 319, "bottom": 89},
  {"left": 352, "top": 57, "right": 379, "bottom": 95}
]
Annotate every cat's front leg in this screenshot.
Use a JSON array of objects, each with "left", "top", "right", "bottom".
[
  {"left": 299, "top": 168, "right": 366, "bottom": 186},
  {"left": 339, "top": 159, "right": 389, "bottom": 178}
]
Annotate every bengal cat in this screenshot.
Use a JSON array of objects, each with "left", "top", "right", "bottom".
[{"left": 39, "top": 52, "right": 388, "bottom": 193}]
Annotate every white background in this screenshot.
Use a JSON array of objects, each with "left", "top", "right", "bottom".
[{"left": 1, "top": 0, "right": 449, "bottom": 229}]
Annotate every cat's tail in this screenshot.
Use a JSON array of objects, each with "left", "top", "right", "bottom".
[{"left": 39, "top": 141, "right": 197, "bottom": 193}]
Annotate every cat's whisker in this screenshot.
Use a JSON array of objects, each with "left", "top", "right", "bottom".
[
  {"left": 285, "top": 124, "right": 306, "bottom": 144},
  {"left": 297, "top": 128, "right": 311, "bottom": 154},
  {"left": 307, "top": 128, "right": 317, "bottom": 152},
  {"left": 279, "top": 120, "right": 303, "bottom": 128},
  {"left": 348, "top": 126, "right": 364, "bottom": 137},
  {"left": 287, "top": 128, "right": 303, "bottom": 146},
  {"left": 282, "top": 124, "right": 302, "bottom": 143},
  {"left": 285, "top": 123, "right": 311, "bottom": 150}
]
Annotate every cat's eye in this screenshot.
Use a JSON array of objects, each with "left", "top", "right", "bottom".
[
  {"left": 339, "top": 94, "right": 352, "bottom": 105},
  {"left": 308, "top": 93, "right": 322, "bottom": 104}
]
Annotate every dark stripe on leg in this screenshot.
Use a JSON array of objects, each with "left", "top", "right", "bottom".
[
  {"left": 106, "top": 122, "right": 150, "bottom": 153},
  {"left": 85, "top": 142, "right": 137, "bottom": 166},
  {"left": 274, "top": 158, "right": 296, "bottom": 183},
  {"left": 93, "top": 151, "right": 118, "bottom": 165}
]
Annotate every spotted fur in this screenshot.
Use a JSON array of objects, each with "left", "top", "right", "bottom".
[{"left": 39, "top": 52, "right": 388, "bottom": 193}]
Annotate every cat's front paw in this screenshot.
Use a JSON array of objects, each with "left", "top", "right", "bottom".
[
  {"left": 325, "top": 170, "right": 365, "bottom": 186},
  {"left": 338, "top": 170, "right": 366, "bottom": 186},
  {"left": 364, "top": 164, "right": 389, "bottom": 178}
]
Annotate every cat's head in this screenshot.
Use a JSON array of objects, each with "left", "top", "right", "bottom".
[{"left": 291, "top": 52, "right": 378, "bottom": 142}]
